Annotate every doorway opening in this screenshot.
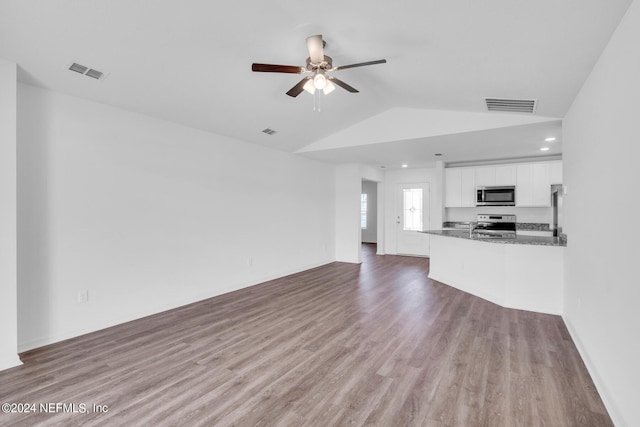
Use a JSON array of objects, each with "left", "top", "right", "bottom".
[
  {"left": 361, "top": 180, "right": 378, "bottom": 255},
  {"left": 361, "top": 242, "right": 377, "bottom": 263}
]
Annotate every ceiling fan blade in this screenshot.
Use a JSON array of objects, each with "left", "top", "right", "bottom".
[
  {"left": 286, "top": 76, "right": 313, "bottom": 97},
  {"left": 306, "top": 35, "right": 325, "bottom": 64},
  {"left": 332, "top": 59, "right": 387, "bottom": 71},
  {"left": 327, "top": 76, "right": 359, "bottom": 93},
  {"left": 252, "top": 63, "right": 305, "bottom": 74}
]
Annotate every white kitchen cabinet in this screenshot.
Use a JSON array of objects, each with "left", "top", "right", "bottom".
[
  {"left": 550, "top": 161, "right": 563, "bottom": 185},
  {"left": 460, "top": 169, "right": 476, "bottom": 206},
  {"left": 445, "top": 168, "right": 461, "bottom": 207},
  {"left": 494, "top": 165, "right": 517, "bottom": 186},
  {"left": 475, "top": 167, "right": 495, "bottom": 187},
  {"left": 475, "top": 165, "right": 516, "bottom": 187},
  {"left": 446, "top": 161, "right": 557, "bottom": 208},
  {"left": 516, "top": 163, "right": 551, "bottom": 207},
  {"left": 445, "top": 168, "right": 476, "bottom": 207}
]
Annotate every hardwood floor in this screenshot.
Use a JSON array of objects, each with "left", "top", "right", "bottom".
[{"left": 0, "top": 244, "right": 612, "bottom": 426}]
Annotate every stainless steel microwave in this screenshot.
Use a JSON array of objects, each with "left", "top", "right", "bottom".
[{"left": 476, "top": 186, "right": 516, "bottom": 206}]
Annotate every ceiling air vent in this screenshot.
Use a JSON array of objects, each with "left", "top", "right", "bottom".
[
  {"left": 262, "top": 128, "right": 276, "bottom": 135},
  {"left": 69, "top": 62, "right": 88, "bottom": 74},
  {"left": 85, "top": 69, "right": 104, "bottom": 79},
  {"left": 485, "top": 98, "right": 537, "bottom": 113},
  {"left": 68, "top": 62, "right": 107, "bottom": 81}
]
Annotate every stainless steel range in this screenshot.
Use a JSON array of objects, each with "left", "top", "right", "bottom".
[{"left": 471, "top": 214, "right": 516, "bottom": 239}]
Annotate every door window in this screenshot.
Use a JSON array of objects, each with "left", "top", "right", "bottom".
[
  {"left": 403, "top": 188, "right": 423, "bottom": 231},
  {"left": 361, "top": 193, "right": 367, "bottom": 229}
]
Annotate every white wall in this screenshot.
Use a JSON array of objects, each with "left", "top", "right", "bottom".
[
  {"left": 335, "top": 164, "right": 386, "bottom": 261},
  {"left": 563, "top": 1, "right": 639, "bottom": 426},
  {"left": 0, "top": 59, "right": 21, "bottom": 369},
  {"left": 335, "top": 164, "right": 362, "bottom": 263},
  {"left": 383, "top": 167, "right": 442, "bottom": 255},
  {"left": 361, "top": 180, "right": 377, "bottom": 243},
  {"left": 16, "top": 84, "right": 336, "bottom": 351}
]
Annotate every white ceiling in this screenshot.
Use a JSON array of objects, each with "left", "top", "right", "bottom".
[{"left": 0, "top": 0, "right": 632, "bottom": 166}]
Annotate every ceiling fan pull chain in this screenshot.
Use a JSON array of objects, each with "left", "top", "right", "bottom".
[{"left": 313, "top": 90, "right": 321, "bottom": 112}]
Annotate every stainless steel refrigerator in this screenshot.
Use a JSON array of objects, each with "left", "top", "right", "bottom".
[{"left": 551, "top": 184, "right": 563, "bottom": 237}]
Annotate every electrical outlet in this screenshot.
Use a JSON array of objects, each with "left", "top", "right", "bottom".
[{"left": 77, "top": 289, "right": 88, "bottom": 304}]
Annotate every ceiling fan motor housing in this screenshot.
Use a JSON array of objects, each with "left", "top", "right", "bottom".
[{"left": 306, "top": 55, "right": 333, "bottom": 71}]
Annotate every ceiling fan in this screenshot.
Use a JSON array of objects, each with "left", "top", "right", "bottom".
[{"left": 251, "top": 35, "right": 386, "bottom": 97}]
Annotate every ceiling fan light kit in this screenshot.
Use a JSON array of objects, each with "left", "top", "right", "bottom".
[
  {"left": 302, "top": 77, "right": 335, "bottom": 95},
  {"left": 313, "top": 72, "right": 327, "bottom": 89},
  {"left": 251, "top": 34, "right": 386, "bottom": 101}
]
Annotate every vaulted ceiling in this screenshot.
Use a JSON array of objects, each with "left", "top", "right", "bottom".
[{"left": 0, "top": 0, "right": 632, "bottom": 167}]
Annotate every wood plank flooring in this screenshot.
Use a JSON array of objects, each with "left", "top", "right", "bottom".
[{"left": 0, "top": 244, "right": 613, "bottom": 426}]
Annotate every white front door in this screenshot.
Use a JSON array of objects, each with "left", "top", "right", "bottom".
[{"left": 396, "top": 183, "right": 430, "bottom": 256}]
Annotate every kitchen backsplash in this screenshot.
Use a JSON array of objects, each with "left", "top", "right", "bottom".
[
  {"left": 445, "top": 206, "right": 553, "bottom": 225},
  {"left": 443, "top": 221, "right": 550, "bottom": 231},
  {"left": 517, "top": 222, "right": 551, "bottom": 231}
]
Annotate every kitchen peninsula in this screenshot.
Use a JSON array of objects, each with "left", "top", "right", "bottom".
[{"left": 424, "top": 230, "right": 566, "bottom": 315}]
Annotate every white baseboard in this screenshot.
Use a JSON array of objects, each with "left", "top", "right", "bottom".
[{"left": 0, "top": 355, "right": 23, "bottom": 371}]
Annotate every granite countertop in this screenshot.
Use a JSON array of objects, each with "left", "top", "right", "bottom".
[{"left": 422, "top": 229, "right": 567, "bottom": 247}]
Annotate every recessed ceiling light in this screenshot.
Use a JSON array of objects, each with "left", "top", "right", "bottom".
[
  {"left": 545, "top": 137, "right": 556, "bottom": 142},
  {"left": 401, "top": 164, "right": 408, "bottom": 168},
  {"left": 540, "top": 147, "right": 550, "bottom": 151}
]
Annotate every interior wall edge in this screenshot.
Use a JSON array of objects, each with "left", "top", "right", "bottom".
[{"left": 562, "top": 316, "right": 622, "bottom": 427}]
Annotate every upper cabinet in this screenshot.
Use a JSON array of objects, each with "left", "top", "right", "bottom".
[
  {"left": 474, "top": 167, "right": 494, "bottom": 187},
  {"left": 445, "top": 160, "right": 561, "bottom": 208},
  {"left": 516, "top": 163, "right": 551, "bottom": 207},
  {"left": 494, "top": 165, "right": 517, "bottom": 186},
  {"left": 444, "top": 168, "right": 462, "bottom": 207},
  {"left": 460, "top": 169, "right": 476, "bottom": 207},
  {"left": 445, "top": 168, "right": 475, "bottom": 207},
  {"left": 475, "top": 165, "right": 517, "bottom": 187},
  {"left": 550, "top": 160, "right": 563, "bottom": 185}
]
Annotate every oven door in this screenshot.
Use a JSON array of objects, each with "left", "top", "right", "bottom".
[{"left": 473, "top": 221, "right": 516, "bottom": 238}]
